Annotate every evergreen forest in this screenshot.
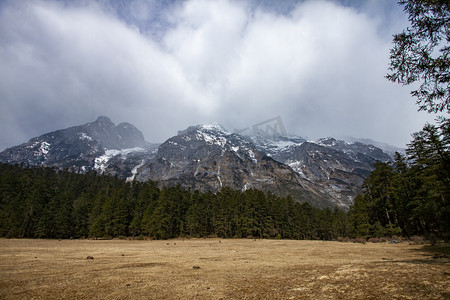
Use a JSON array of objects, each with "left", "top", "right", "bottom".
[
  {"left": 0, "top": 163, "right": 349, "bottom": 240},
  {"left": 0, "top": 118, "right": 448, "bottom": 241}
]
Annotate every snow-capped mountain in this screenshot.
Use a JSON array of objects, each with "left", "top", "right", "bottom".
[
  {"left": 340, "top": 136, "right": 405, "bottom": 158},
  {"left": 0, "top": 116, "right": 158, "bottom": 179},
  {"left": 315, "top": 137, "right": 392, "bottom": 162},
  {"left": 249, "top": 135, "right": 392, "bottom": 207},
  {"left": 135, "top": 123, "right": 332, "bottom": 207},
  {"left": 249, "top": 135, "right": 306, "bottom": 158},
  {"left": 0, "top": 116, "right": 398, "bottom": 209}
]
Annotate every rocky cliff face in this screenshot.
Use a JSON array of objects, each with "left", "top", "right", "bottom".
[
  {"left": 250, "top": 136, "right": 392, "bottom": 208},
  {"left": 0, "top": 117, "right": 396, "bottom": 209},
  {"left": 135, "top": 124, "right": 332, "bottom": 207},
  {"left": 0, "top": 116, "right": 157, "bottom": 179}
]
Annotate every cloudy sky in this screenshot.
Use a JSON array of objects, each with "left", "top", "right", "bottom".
[{"left": 0, "top": 0, "right": 438, "bottom": 150}]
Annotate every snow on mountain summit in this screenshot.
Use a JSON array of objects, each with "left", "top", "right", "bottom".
[
  {"left": 250, "top": 135, "right": 306, "bottom": 157},
  {"left": 0, "top": 116, "right": 155, "bottom": 178},
  {"left": 135, "top": 122, "right": 324, "bottom": 205},
  {"left": 178, "top": 122, "right": 230, "bottom": 136},
  {"left": 198, "top": 122, "right": 230, "bottom": 133},
  {"left": 0, "top": 117, "right": 400, "bottom": 210},
  {"left": 174, "top": 123, "right": 234, "bottom": 149}
]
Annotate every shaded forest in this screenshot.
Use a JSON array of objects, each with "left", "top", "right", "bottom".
[
  {"left": 0, "top": 163, "right": 348, "bottom": 240},
  {"left": 0, "top": 119, "right": 448, "bottom": 240},
  {"left": 350, "top": 118, "right": 450, "bottom": 239},
  {"left": 1, "top": 0, "right": 448, "bottom": 241}
]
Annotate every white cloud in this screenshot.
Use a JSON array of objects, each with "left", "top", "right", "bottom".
[
  {"left": 0, "top": 0, "right": 437, "bottom": 150},
  {"left": 0, "top": 0, "right": 209, "bottom": 144},
  {"left": 161, "top": 0, "right": 435, "bottom": 145}
]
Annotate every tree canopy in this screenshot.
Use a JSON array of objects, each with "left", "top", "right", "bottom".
[
  {"left": 387, "top": 0, "right": 450, "bottom": 113},
  {"left": 0, "top": 163, "right": 350, "bottom": 240},
  {"left": 349, "top": 118, "right": 450, "bottom": 239}
]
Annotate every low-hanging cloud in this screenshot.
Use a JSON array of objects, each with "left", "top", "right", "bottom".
[{"left": 0, "top": 0, "right": 436, "bottom": 150}]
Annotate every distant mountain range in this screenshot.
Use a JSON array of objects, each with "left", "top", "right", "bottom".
[
  {"left": 0, "top": 116, "right": 398, "bottom": 209},
  {"left": 339, "top": 136, "right": 405, "bottom": 158}
]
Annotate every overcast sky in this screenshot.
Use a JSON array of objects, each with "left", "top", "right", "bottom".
[{"left": 0, "top": 0, "right": 439, "bottom": 150}]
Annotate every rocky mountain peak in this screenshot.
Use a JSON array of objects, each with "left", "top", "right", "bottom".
[
  {"left": 0, "top": 116, "right": 149, "bottom": 172},
  {"left": 158, "top": 123, "right": 251, "bottom": 161},
  {"left": 82, "top": 116, "right": 146, "bottom": 149},
  {"left": 0, "top": 117, "right": 399, "bottom": 209},
  {"left": 315, "top": 137, "right": 391, "bottom": 162},
  {"left": 135, "top": 123, "right": 325, "bottom": 205},
  {"left": 178, "top": 123, "right": 230, "bottom": 136},
  {"left": 168, "top": 123, "right": 243, "bottom": 153},
  {"left": 250, "top": 135, "right": 306, "bottom": 157},
  {"left": 94, "top": 116, "right": 114, "bottom": 126},
  {"left": 316, "top": 137, "right": 337, "bottom": 146}
]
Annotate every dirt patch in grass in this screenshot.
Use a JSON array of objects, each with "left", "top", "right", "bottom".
[{"left": 0, "top": 238, "right": 448, "bottom": 299}]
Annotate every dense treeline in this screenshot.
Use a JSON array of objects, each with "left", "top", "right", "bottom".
[
  {"left": 1, "top": 119, "right": 448, "bottom": 240},
  {"left": 0, "top": 163, "right": 348, "bottom": 240},
  {"left": 372, "top": 0, "right": 450, "bottom": 240},
  {"left": 349, "top": 118, "right": 450, "bottom": 239}
]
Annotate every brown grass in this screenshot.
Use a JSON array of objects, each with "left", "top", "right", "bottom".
[{"left": 0, "top": 238, "right": 449, "bottom": 299}]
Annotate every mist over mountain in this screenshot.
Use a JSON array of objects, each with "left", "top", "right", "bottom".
[
  {"left": 0, "top": 117, "right": 396, "bottom": 209},
  {"left": 0, "top": 116, "right": 158, "bottom": 179},
  {"left": 339, "top": 136, "right": 405, "bottom": 158},
  {"left": 0, "top": 0, "right": 435, "bottom": 153}
]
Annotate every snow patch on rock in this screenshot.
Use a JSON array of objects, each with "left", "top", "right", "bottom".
[
  {"left": 79, "top": 132, "right": 93, "bottom": 141},
  {"left": 94, "top": 147, "right": 146, "bottom": 172}
]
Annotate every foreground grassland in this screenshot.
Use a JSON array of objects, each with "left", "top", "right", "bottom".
[{"left": 0, "top": 239, "right": 448, "bottom": 299}]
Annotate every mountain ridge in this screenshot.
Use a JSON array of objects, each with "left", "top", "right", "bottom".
[{"left": 0, "top": 117, "right": 397, "bottom": 209}]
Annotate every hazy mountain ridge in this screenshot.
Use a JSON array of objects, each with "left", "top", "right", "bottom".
[
  {"left": 0, "top": 117, "right": 397, "bottom": 209},
  {"left": 0, "top": 116, "right": 158, "bottom": 178},
  {"left": 250, "top": 135, "right": 392, "bottom": 207},
  {"left": 135, "top": 123, "right": 332, "bottom": 207},
  {"left": 340, "top": 136, "right": 405, "bottom": 158}
]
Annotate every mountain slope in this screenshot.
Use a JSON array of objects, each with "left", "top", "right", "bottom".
[
  {"left": 135, "top": 123, "right": 333, "bottom": 207},
  {"left": 250, "top": 136, "right": 392, "bottom": 208},
  {"left": 0, "top": 117, "right": 397, "bottom": 209},
  {"left": 0, "top": 116, "right": 158, "bottom": 179},
  {"left": 341, "top": 136, "right": 405, "bottom": 158}
]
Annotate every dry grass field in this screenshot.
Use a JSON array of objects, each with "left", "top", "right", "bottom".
[{"left": 0, "top": 238, "right": 448, "bottom": 299}]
